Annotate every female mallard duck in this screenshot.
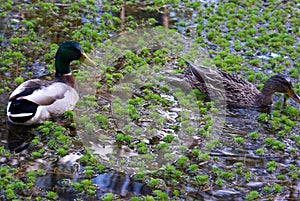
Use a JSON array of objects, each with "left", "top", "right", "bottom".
[
  {"left": 185, "top": 60, "right": 300, "bottom": 108},
  {"left": 7, "top": 41, "right": 97, "bottom": 125}
]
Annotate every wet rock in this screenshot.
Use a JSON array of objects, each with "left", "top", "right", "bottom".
[
  {"left": 246, "top": 181, "right": 264, "bottom": 189},
  {"left": 0, "top": 157, "right": 7, "bottom": 163},
  {"left": 212, "top": 189, "right": 243, "bottom": 201}
]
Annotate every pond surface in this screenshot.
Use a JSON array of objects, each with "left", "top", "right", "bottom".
[{"left": 0, "top": 0, "right": 300, "bottom": 200}]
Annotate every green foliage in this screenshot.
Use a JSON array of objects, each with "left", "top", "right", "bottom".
[
  {"left": 102, "top": 193, "right": 115, "bottom": 201},
  {"left": 246, "top": 191, "right": 260, "bottom": 200},
  {"left": 1, "top": 0, "right": 300, "bottom": 200},
  {"left": 14, "top": 76, "right": 24, "bottom": 85}
]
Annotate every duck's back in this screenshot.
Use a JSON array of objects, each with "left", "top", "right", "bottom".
[
  {"left": 185, "top": 61, "right": 260, "bottom": 107},
  {"left": 220, "top": 71, "right": 260, "bottom": 107}
]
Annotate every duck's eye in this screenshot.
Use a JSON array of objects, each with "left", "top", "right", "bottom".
[{"left": 284, "top": 78, "right": 292, "bottom": 86}]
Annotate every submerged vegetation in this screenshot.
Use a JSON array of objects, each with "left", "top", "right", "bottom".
[{"left": 0, "top": 0, "right": 300, "bottom": 200}]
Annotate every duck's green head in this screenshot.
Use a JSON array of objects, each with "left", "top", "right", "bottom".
[{"left": 55, "top": 41, "right": 97, "bottom": 77}]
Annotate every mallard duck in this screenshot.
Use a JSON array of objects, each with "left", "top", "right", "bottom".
[
  {"left": 7, "top": 41, "right": 97, "bottom": 125},
  {"left": 185, "top": 60, "right": 300, "bottom": 108}
]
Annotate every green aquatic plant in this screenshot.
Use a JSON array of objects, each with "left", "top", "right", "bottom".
[
  {"left": 94, "top": 114, "right": 109, "bottom": 129},
  {"left": 273, "top": 183, "right": 283, "bottom": 193},
  {"left": 116, "top": 133, "right": 132, "bottom": 144},
  {"left": 80, "top": 150, "right": 98, "bottom": 165},
  {"left": 234, "top": 162, "right": 243, "bottom": 174},
  {"left": 194, "top": 174, "right": 209, "bottom": 186},
  {"left": 137, "top": 142, "right": 148, "bottom": 154},
  {"left": 84, "top": 166, "right": 96, "bottom": 178},
  {"left": 189, "top": 164, "right": 198, "bottom": 173},
  {"left": 219, "top": 171, "right": 235, "bottom": 181},
  {"left": 255, "top": 148, "right": 264, "bottom": 155},
  {"left": 215, "top": 179, "right": 223, "bottom": 187},
  {"left": 148, "top": 178, "right": 160, "bottom": 188},
  {"left": 258, "top": 113, "right": 269, "bottom": 123},
  {"left": 163, "top": 135, "right": 175, "bottom": 143},
  {"left": 266, "top": 161, "right": 278, "bottom": 173},
  {"left": 276, "top": 174, "right": 285, "bottom": 180},
  {"left": 31, "top": 136, "right": 41, "bottom": 145},
  {"left": 130, "top": 197, "right": 144, "bottom": 201},
  {"left": 156, "top": 142, "right": 169, "bottom": 150},
  {"left": 56, "top": 148, "right": 68, "bottom": 156},
  {"left": 263, "top": 185, "right": 271, "bottom": 193},
  {"left": 153, "top": 190, "right": 168, "bottom": 200},
  {"left": 289, "top": 147, "right": 296, "bottom": 155},
  {"left": 234, "top": 135, "right": 245, "bottom": 145},
  {"left": 63, "top": 110, "right": 76, "bottom": 120},
  {"left": 46, "top": 191, "right": 58, "bottom": 200},
  {"left": 175, "top": 156, "right": 188, "bottom": 169},
  {"left": 265, "top": 138, "right": 285, "bottom": 151},
  {"left": 72, "top": 179, "right": 97, "bottom": 196},
  {"left": 244, "top": 171, "right": 252, "bottom": 182},
  {"left": 246, "top": 191, "right": 260, "bottom": 201},
  {"left": 248, "top": 131, "right": 259, "bottom": 140},
  {"left": 14, "top": 76, "right": 24, "bottom": 85}
]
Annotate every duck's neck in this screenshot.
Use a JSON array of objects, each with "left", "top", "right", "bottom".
[
  {"left": 55, "top": 55, "right": 72, "bottom": 77},
  {"left": 54, "top": 54, "right": 76, "bottom": 88},
  {"left": 55, "top": 73, "right": 76, "bottom": 88},
  {"left": 256, "top": 84, "right": 275, "bottom": 107}
]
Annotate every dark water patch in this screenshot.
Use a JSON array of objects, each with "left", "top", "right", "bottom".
[
  {"left": 5, "top": 124, "right": 34, "bottom": 153},
  {"left": 92, "top": 172, "right": 152, "bottom": 196},
  {"left": 111, "top": 1, "right": 201, "bottom": 32},
  {"left": 37, "top": 168, "right": 152, "bottom": 201}
]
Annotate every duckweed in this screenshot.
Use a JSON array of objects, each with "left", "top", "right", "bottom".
[{"left": 1, "top": 0, "right": 300, "bottom": 200}]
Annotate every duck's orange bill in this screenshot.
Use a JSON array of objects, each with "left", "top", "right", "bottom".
[{"left": 285, "top": 89, "right": 300, "bottom": 103}]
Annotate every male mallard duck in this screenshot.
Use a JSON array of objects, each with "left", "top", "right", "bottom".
[
  {"left": 7, "top": 41, "right": 97, "bottom": 125},
  {"left": 185, "top": 60, "right": 300, "bottom": 108}
]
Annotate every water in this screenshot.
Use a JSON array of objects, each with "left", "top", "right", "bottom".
[{"left": 1, "top": 0, "right": 299, "bottom": 200}]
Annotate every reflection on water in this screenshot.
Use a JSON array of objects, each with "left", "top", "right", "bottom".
[
  {"left": 4, "top": 123, "right": 35, "bottom": 152},
  {"left": 37, "top": 170, "right": 152, "bottom": 200},
  {"left": 93, "top": 172, "right": 152, "bottom": 196},
  {"left": 224, "top": 107, "right": 270, "bottom": 135},
  {"left": 117, "top": 2, "right": 170, "bottom": 31},
  {"left": 0, "top": 103, "right": 34, "bottom": 152}
]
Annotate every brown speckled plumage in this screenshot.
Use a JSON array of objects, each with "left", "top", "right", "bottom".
[{"left": 185, "top": 60, "right": 300, "bottom": 108}]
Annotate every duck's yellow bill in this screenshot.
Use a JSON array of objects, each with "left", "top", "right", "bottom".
[
  {"left": 285, "top": 89, "right": 300, "bottom": 103},
  {"left": 80, "top": 53, "right": 97, "bottom": 67}
]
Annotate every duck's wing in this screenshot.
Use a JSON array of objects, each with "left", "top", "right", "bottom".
[
  {"left": 187, "top": 60, "right": 254, "bottom": 89},
  {"left": 10, "top": 79, "right": 72, "bottom": 106},
  {"left": 185, "top": 61, "right": 227, "bottom": 100},
  {"left": 221, "top": 72, "right": 260, "bottom": 107},
  {"left": 187, "top": 60, "right": 217, "bottom": 83},
  {"left": 186, "top": 60, "right": 261, "bottom": 107},
  {"left": 19, "top": 82, "right": 74, "bottom": 106},
  {"left": 7, "top": 80, "right": 79, "bottom": 125},
  {"left": 9, "top": 79, "right": 51, "bottom": 101}
]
